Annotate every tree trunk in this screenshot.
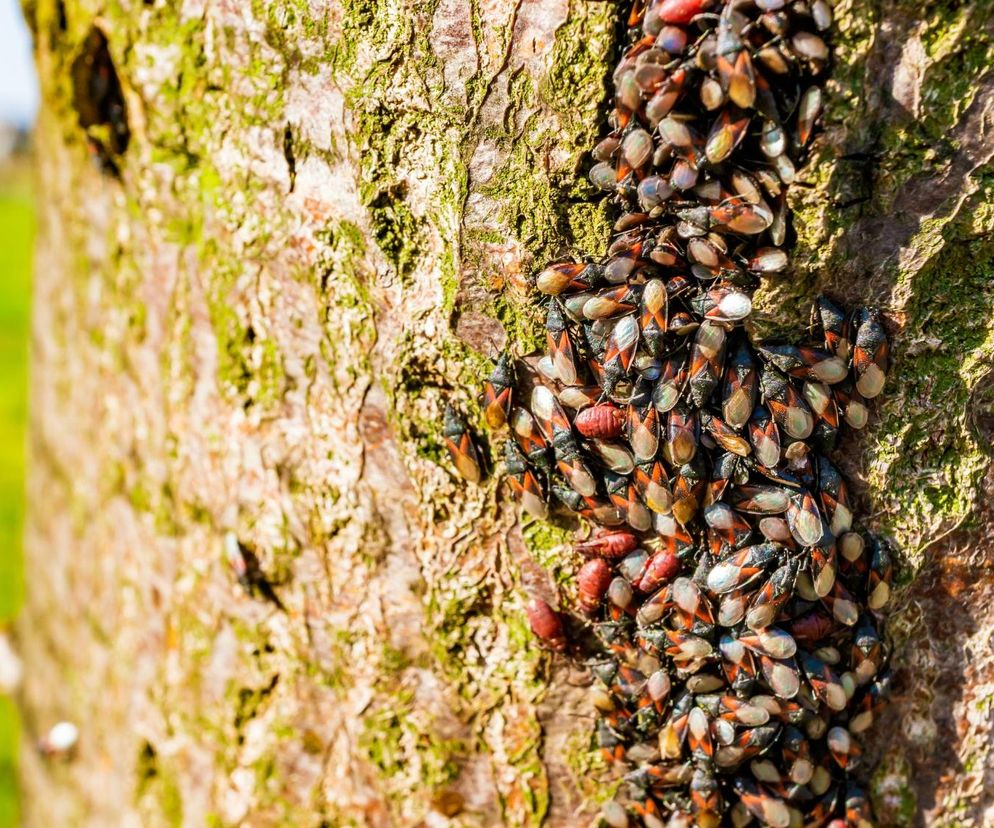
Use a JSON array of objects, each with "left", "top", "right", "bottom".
[{"left": 15, "top": 0, "right": 994, "bottom": 826}]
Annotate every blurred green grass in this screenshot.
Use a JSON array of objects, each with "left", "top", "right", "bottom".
[{"left": 0, "top": 157, "right": 32, "bottom": 827}]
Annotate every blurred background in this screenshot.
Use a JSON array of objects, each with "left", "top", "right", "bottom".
[{"left": 0, "top": 0, "right": 38, "bottom": 822}]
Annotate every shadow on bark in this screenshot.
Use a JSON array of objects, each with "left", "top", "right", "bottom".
[
  {"left": 886, "top": 533, "right": 994, "bottom": 826},
  {"left": 813, "top": 2, "right": 994, "bottom": 822}
]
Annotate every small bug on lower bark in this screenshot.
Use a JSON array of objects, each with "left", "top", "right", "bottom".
[{"left": 526, "top": 597, "right": 567, "bottom": 652}]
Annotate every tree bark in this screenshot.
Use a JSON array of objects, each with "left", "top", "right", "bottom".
[{"left": 15, "top": 0, "right": 994, "bottom": 826}]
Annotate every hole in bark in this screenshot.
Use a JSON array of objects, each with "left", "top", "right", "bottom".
[
  {"left": 71, "top": 27, "right": 130, "bottom": 177},
  {"left": 55, "top": 0, "right": 67, "bottom": 33}
]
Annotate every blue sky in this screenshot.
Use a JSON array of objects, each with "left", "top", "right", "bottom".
[{"left": 0, "top": 0, "right": 39, "bottom": 127}]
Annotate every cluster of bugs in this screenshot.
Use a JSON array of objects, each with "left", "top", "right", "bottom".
[{"left": 443, "top": 0, "right": 896, "bottom": 825}]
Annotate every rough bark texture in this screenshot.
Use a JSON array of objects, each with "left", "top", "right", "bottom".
[{"left": 14, "top": 0, "right": 994, "bottom": 826}]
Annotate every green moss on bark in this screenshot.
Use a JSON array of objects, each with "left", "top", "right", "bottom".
[
  {"left": 761, "top": 0, "right": 994, "bottom": 571},
  {"left": 135, "top": 741, "right": 184, "bottom": 827}
]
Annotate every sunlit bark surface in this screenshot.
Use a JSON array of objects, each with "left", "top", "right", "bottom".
[{"left": 17, "top": 0, "right": 994, "bottom": 825}]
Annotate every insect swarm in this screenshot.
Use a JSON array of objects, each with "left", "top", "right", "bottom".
[{"left": 474, "top": 0, "right": 896, "bottom": 824}]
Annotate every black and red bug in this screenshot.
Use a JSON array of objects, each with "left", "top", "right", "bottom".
[
  {"left": 583, "top": 285, "right": 641, "bottom": 320},
  {"left": 640, "top": 278, "right": 668, "bottom": 356},
  {"left": 664, "top": 403, "right": 699, "bottom": 467},
  {"left": 603, "top": 315, "right": 641, "bottom": 378},
  {"left": 759, "top": 343, "right": 847, "bottom": 384},
  {"left": 707, "top": 450, "right": 746, "bottom": 503},
  {"left": 686, "top": 707, "right": 714, "bottom": 762},
  {"left": 627, "top": 385, "right": 659, "bottom": 463},
  {"left": 737, "top": 626, "right": 797, "bottom": 661},
  {"left": 552, "top": 480, "right": 623, "bottom": 525},
  {"left": 634, "top": 459, "right": 672, "bottom": 515},
  {"left": 672, "top": 576, "right": 716, "bottom": 628},
  {"left": 867, "top": 537, "right": 894, "bottom": 610},
  {"left": 687, "top": 321, "right": 727, "bottom": 407},
  {"left": 706, "top": 542, "right": 782, "bottom": 594},
  {"left": 557, "top": 383, "right": 601, "bottom": 411},
  {"left": 780, "top": 725, "right": 814, "bottom": 784},
  {"left": 821, "top": 578, "right": 860, "bottom": 627},
  {"left": 604, "top": 242, "right": 646, "bottom": 282},
  {"left": 717, "top": 694, "right": 768, "bottom": 726},
  {"left": 817, "top": 456, "right": 852, "bottom": 537},
  {"left": 833, "top": 375, "right": 871, "bottom": 430},
  {"left": 635, "top": 582, "right": 674, "bottom": 626},
  {"left": 719, "top": 635, "right": 761, "bottom": 694},
  {"left": 715, "top": 3, "right": 756, "bottom": 106},
  {"left": 705, "top": 106, "right": 750, "bottom": 165},
  {"left": 805, "top": 379, "right": 841, "bottom": 451},
  {"left": 482, "top": 352, "right": 515, "bottom": 430},
  {"left": 761, "top": 365, "right": 814, "bottom": 440},
  {"left": 851, "top": 672, "right": 891, "bottom": 734},
  {"left": 744, "top": 558, "right": 800, "bottom": 631},
  {"left": 729, "top": 483, "right": 789, "bottom": 514},
  {"left": 798, "top": 650, "right": 847, "bottom": 711},
  {"left": 747, "top": 404, "right": 781, "bottom": 468},
  {"left": 809, "top": 532, "right": 838, "bottom": 598},
  {"left": 503, "top": 440, "right": 547, "bottom": 520},
  {"left": 656, "top": 519, "right": 696, "bottom": 558},
  {"left": 693, "top": 284, "right": 753, "bottom": 325},
  {"left": 690, "top": 767, "right": 722, "bottom": 824},
  {"left": 671, "top": 455, "right": 707, "bottom": 526},
  {"left": 721, "top": 340, "right": 758, "bottom": 429},
  {"left": 653, "top": 352, "right": 689, "bottom": 413},
  {"left": 530, "top": 385, "right": 571, "bottom": 441},
  {"left": 594, "top": 608, "right": 637, "bottom": 657},
  {"left": 845, "top": 783, "right": 873, "bottom": 826},
  {"left": 629, "top": 795, "right": 668, "bottom": 827},
  {"left": 813, "top": 295, "right": 851, "bottom": 361},
  {"left": 597, "top": 718, "right": 627, "bottom": 765},
  {"left": 851, "top": 617, "right": 885, "bottom": 683},
  {"left": 808, "top": 787, "right": 843, "bottom": 826},
  {"left": 785, "top": 489, "right": 824, "bottom": 547},
  {"left": 701, "top": 410, "right": 750, "bottom": 456},
  {"left": 827, "top": 725, "right": 862, "bottom": 770},
  {"left": 665, "top": 629, "right": 714, "bottom": 662},
  {"left": 604, "top": 470, "right": 652, "bottom": 532},
  {"left": 704, "top": 502, "right": 752, "bottom": 551},
  {"left": 535, "top": 260, "right": 602, "bottom": 296},
  {"left": 443, "top": 405, "right": 483, "bottom": 484},
  {"left": 510, "top": 407, "right": 549, "bottom": 469},
  {"left": 545, "top": 300, "right": 580, "bottom": 386},
  {"left": 708, "top": 196, "right": 773, "bottom": 235},
  {"left": 733, "top": 778, "right": 791, "bottom": 828},
  {"left": 852, "top": 307, "right": 889, "bottom": 399},
  {"left": 552, "top": 429, "right": 597, "bottom": 497}
]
